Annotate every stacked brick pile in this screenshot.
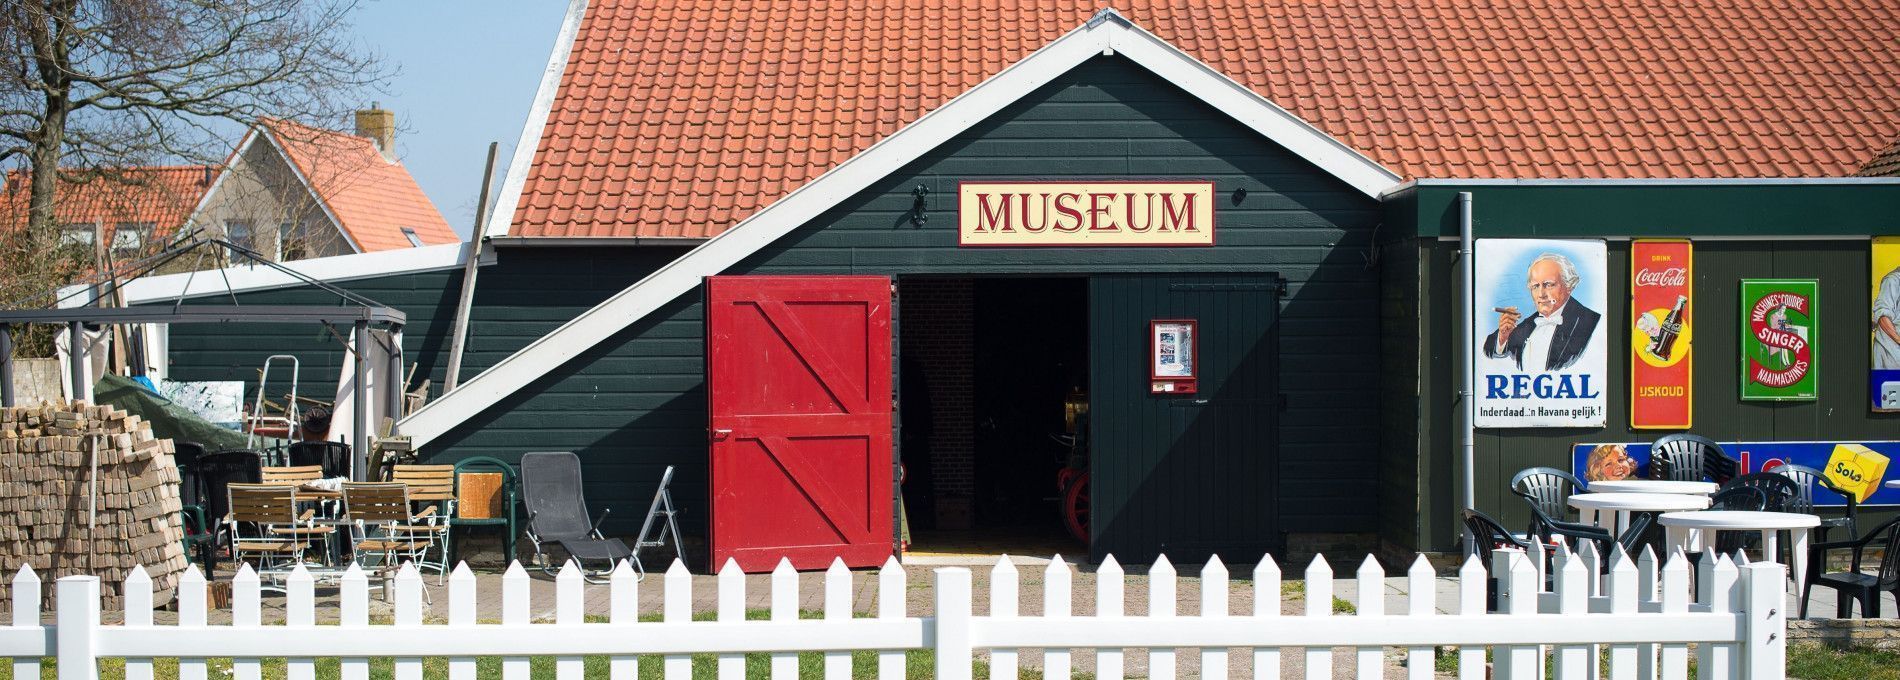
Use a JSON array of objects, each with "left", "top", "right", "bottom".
[{"left": 0, "top": 400, "right": 187, "bottom": 609}]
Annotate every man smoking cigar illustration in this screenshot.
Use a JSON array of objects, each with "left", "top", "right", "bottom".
[{"left": 1486, "top": 252, "right": 1602, "bottom": 372}]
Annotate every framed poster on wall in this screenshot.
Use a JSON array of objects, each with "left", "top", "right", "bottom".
[
  {"left": 1740, "top": 279, "right": 1818, "bottom": 401},
  {"left": 1473, "top": 239, "right": 1608, "bottom": 427},
  {"left": 1630, "top": 240, "right": 1692, "bottom": 429},
  {"left": 1872, "top": 238, "right": 1900, "bottom": 411},
  {"left": 1150, "top": 319, "right": 1196, "bottom": 394}
]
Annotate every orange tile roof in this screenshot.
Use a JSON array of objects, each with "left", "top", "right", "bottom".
[
  {"left": 0, "top": 166, "right": 211, "bottom": 242},
  {"left": 511, "top": 0, "right": 1900, "bottom": 239},
  {"left": 1860, "top": 138, "right": 1900, "bottom": 177},
  {"left": 258, "top": 117, "right": 461, "bottom": 251}
]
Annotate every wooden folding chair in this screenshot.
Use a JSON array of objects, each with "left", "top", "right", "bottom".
[
  {"left": 261, "top": 465, "right": 324, "bottom": 484},
  {"left": 391, "top": 465, "right": 455, "bottom": 579},
  {"left": 226, "top": 483, "right": 333, "bottom": 586},
  {"left": 342, "top": 482, "right": 440, "bottom": 584}
]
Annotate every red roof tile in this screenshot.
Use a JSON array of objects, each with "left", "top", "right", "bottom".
[
  {"left": 259, "top": 118, "right": 461, "bottom": 251},
  {"left": 0, "top": 166, "right": 211, "bottom": 242},
  {"left": 512, "top": 0, "right": 1900, "bottom": 239}
]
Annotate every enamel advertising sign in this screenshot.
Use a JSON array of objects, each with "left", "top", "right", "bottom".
[
  {"left": 1871, "top": 238, "right": 1900, "bottom": 411},
  {"left": 958, "top": 181, "right": 1215, "bottom": 246},
  {"left": 1740, "top": 279, "right": 1818, "bottom": 400},
  {"left": 1573, "top": 440, "right": 1896, "bottom": 507},
  {"left": 1474, "top": 239, "right": 1609, "bottom": 427},
  {"left": 1630, "top": 240, "right": 1692, "bottom": 429}
]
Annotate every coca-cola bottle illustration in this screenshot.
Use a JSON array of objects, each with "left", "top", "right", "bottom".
[{"left": 1652, "top": 295, "right": 1688, "bottom": 359}]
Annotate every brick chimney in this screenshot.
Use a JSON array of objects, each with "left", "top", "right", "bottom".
[{"left": 354, "top": 104, "right": 397, "bottom": 162}]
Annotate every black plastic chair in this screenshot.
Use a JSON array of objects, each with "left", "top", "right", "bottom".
[
  {"left": 520, "top": 451, "right": 632, "bottom": 580},
  {"left": 172, "top": 442, "right": 218, "bottom": 572},
  {"left": 1703, "top": 485, "right": 1769, "bottom": 557},
  {"left": 1775, "top": 464, "right": 1858, "bottom": 541},
  {"left": 287, "top": 441, "right": 352, "bottom": 479},
  {"left": 1801, "top": 516, "right": 1900, "bottom": 618},
  {"left": 1722, "top": 472, "right": 1800, "bottom": 512},
  {"left": 1464, "top": 509, "right": 1541, "bottom": 612},
  {"left": 1509, "top": 467, "right": 1584, "bottom": 531},
  {"left": 1648, "top": 433, "right": 1736, "bottom": 483}
]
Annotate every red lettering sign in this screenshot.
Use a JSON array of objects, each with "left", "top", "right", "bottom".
[
  {"left": 958, "top": 182, "right": 1215, "bottom": 246},
  {"left": 1630, "top": 241, "right": 1692, "bottom": 429}
]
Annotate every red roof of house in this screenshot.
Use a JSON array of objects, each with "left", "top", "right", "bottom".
[
  {"left": 0, "top": 166, "right": 211, "bottom": 241},
  {"left": 510, "top": 0, "right": 1900, "bottom": 239},
  {"left": 258, "top": 117, "right": 461, "bottom": 251}
]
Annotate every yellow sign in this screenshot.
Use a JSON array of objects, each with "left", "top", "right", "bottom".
[
  {"left": 1824, "top": 443, "right": 1891, "bottom": 502},
  {"left": 958, "top": 181, "right": 1216, "bottom": 246}
]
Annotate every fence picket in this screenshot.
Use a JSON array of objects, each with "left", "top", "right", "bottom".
[
  {"left": 1659, "top": 551, "right": 1692, "bottom": 680},
  {"left": 1605, "top": 548, "right": 1639, "bottom": 680},
  {"left": 1303, "top": 555, "right": 1333, "bottom": 680},
  {"left": 1149, "top": 555, "right": 1177, "bottom": 679},
  {"left": 1554, "top": 551, "right": 1590, "bottom": 680},
  {"left": 54, "top": 576, "right": 99, "bottom": 680},
  {"left": 609, "top": 560, "right": 640, "bottom": 680},
  {"left": 1404, "top": 556, "right": 1433, "bottom": 680},
  {"left": 1696, "top": 555, "right": 1740, "bottom": 680},
  {"left": 1579, "top": 541, "right": 1603, "bottom": 680},
  {"left": 122, "top": 566, "right": 152, "bottom": 680},
  {"left": 1638, "top": 546, "right": 1660, "bottom": 680},
  {"left": 449, "top": 563, "right": 478, "bottom": 680},
  {"left": 876, "top": 557, "right": 905, "bottom": 680},
  {"left": 10, "top": 566, "right": 41, "bottom": 680},
  {"left": 232, "top": 564, "right": 261, "bottom": 680},
  {"left": 1202, "top": 556, "right": 1230, "bottom": 680},
  {"left": 667, "top": 559, "right": 695, "bottom": 680},
  {"left": 554, "top": 562, "right": 584, "bottom": 680},
  {"left": 768, "top": 559, "right": 797, "bottom": 680},
  {"left": 717, "top": 559, "right": 745, "bottom": 680},
  {"left": 501, "top": 561, "right": 531, "bottom": 680},
  {"left": 1353, "top": 557, "right": 1383, "bottom": 680},
  {"left": 286, "top": 565, "right": 316, "bottom": 680},
  {"left": 934, "top": 568, "right": 973, "bottom": 680},
  {"left": 989, "top": 557, "right": 1020, "bottom": 680},
  {"left": 1044, "top": 557, "right": 1073, "bottom": 680},
  {"left": 1496, "top": 550, "right": 1538, "bottom": 680},
  {"left": 394, "top": 563, "right": 425, "bottom": 680},
  {"left": 339, "top": 564, "right": 368, "bottom": 680},
  {"left": 1454, "top": 555, "right": 1484, "bottom": 680},
  {"left": 1249, "top": 556, "right": 1281, "bottom": 680},
  {"left": 824, "top": 559, "right": 852, "bottom": 680},
  {"left": 1739, "top": 561, "right": 1785, "bottom": 679},
  {"left": 1096, "top": 556, "right": 1126, "bottom": 680}
]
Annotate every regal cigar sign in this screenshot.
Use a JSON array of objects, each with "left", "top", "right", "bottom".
[{"left": 958, "top": 181, "right": 1216, "bottom": 246}]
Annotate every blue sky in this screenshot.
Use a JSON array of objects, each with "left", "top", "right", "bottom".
[{"left": 351, "top": 1, "right": 572, "bottom": 237}]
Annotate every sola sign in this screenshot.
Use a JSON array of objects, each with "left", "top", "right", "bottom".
[
  {"left": 958, "top": 181, "right": 1215, "bottom": 246},
  {"left": 1741, "top": 279, "right": 1818, "bottom": 400},
  {"left": 1630, "top": 241, "right": 1692, "bottom": 429}
]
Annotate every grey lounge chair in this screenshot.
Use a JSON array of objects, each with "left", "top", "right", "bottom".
[{"left": 520, "top": 451, "right": 632, "bottom": 580}]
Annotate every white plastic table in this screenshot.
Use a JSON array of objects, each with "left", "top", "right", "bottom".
[
  {"left": 1658, "top": 510, "right": 1820, "bottom": 597},
  {"left": 1568, "top": 492, "right": 1710, "bottom": 537},
  {"left": 1586, "top": 479, "right": 1720, "bottom": 495}
]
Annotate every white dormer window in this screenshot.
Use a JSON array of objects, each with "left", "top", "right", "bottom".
[{"left": 401, "top": 227, "right": 423, "bottom": 247}]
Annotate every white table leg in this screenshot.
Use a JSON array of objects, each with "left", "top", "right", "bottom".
[
  {"left": 1760, "top": 530, "right": 1777, "bottom": 566},
  {"left": 1614, "top": 510, "right": 1630, "bottom": 538},
  {"left": 1666, "top": 526, "right": 1689, "bottom": 557},
  {"left": 1791, "top": 528, "right": 1809, "bottom": 615}
]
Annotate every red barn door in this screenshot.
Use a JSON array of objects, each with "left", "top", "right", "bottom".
[{"left": 706, "top": 275, "right": 894, "bottom": 571}]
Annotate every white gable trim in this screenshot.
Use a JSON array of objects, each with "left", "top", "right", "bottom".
[
  {"left": 65, "top": 241, "right": 482, "bottom": 307},
  {"left": 397, "top": 10, "right": 1403, "bottom": 446},
  {"left": 484, "top": 0, "right": 589, "bottom": 239},
  {"left": 253, "top": 126, "right": 363, "bottom": 253}
]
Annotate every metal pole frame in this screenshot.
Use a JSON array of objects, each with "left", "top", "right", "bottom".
[
  {"left": 1, "top": 323, "right": 14, "bottom": 407},
  {"left": 353, "top": 320, "right": 370, "bottom": 481},
  {"left": 68, "top": 321, "right": 86, "bottom": 403},
  {"left": 1459, "top": 192, "right": 1477, "bottom": 545}
]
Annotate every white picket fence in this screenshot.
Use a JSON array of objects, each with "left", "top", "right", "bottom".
[{"left": 1, "top": 544, "right": 1785, "bottom": 680}]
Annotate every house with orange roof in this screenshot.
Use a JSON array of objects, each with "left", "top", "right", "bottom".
[
  {"left": 0, "top": 166, "right": 212, "bottom": 261},
  {"left": 69, "top": 1, "right": 1900, "bottom": 565},
  {"left": 185, "top": 108, "right": 460, "bottom": 262}
]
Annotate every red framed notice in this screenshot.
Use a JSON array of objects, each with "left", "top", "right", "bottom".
[
  {"left": 1630, "top": 240, "right": 1693, "bottom": 429},
  {"left": 1150, "top": 319, "right": 1197, "bottom": 394}
]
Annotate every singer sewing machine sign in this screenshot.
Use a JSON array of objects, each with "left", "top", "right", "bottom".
[
  {"left": 1473, "top": 238, "right": 1608, "bottom": 427},
  {"left": 1741, "top": 279, "right": 1818, "bottom": 401},
  {"left": 1630, "top": 240, "right": 1692, "bottom": 429}
]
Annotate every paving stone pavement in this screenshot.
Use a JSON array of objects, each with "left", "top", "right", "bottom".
[{"left": 31, "top": 556, "right": 1886, "bottom": 680}]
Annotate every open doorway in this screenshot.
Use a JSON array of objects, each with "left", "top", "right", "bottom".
[{"left": 898, "top": 276, "right": 1088, "bottom": 560}]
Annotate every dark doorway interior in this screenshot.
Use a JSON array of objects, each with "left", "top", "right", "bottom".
[{"left": 897, "top": 276, "right": 1088, "bottom": 555}]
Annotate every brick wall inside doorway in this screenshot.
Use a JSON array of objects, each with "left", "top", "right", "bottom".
[{"left": 900, "top": 277, "right": 974, "bottom": 528}]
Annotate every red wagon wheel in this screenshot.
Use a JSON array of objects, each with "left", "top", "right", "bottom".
[{"left": 1061, "top": 471, "right": 1091, "bottom": 545}]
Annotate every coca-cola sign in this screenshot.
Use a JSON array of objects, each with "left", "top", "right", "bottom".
[
  {"left": 1630, "top": 241, "right": 1692, "bottom": 429},
  {"left": 1634, "top": 267, "right": 1688, "bottom": 287}
]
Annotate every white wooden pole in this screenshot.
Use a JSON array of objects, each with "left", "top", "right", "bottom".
[
  {"left": 876, "top": 557, "right": 906, "bottom": 680},
  {"left": 716, "top": 559, "right": 745, "bottom": 680},
  {"left": 1304, "top": 555, "right": 1333, "bottom": 680},
  {"left": 1254, "top": 555, "right": 1283, "bottom": 680},
  {"left": 501, "top": 561, "right": 531, "bottom": 680},
  {"left": 768, "top": 559, "right": 797, "bottom": 680},
  {"left": 666, "top": 559, "right": 694, "bottom": 680},
  {"left": 988, "top": 556, "right": 1019, "bottom": 680},
  {"left": 123, "top": 566, "right": 153, "bottom": 680},
  {"left": 1095, "top": 555, "right": 1125, "bottom": 680},
  {"left": 287, "top": 565, "right": 316, "bottom": 680},
  {"left": 1739, "top": 561, "right": 1786, "bottom": 680},
  {"left": 340, "top": 564, "right": 369, "bottom": 680},
  {"left": 1455, "top": 555, "right": 1486, "bottom": 680},
  {"left": 55, "top": 575, "right": 100, "bottom": 680},
  {"left": 1043, "top": 556, "right": 1073, "bottom": 680},
  {"left": 1354, "top": 556, "right": 1383, "bottom": 680},
  {"left": 449, "top": 563, "right": 478, "bottom": 680},
  {"left": 608, "top": 561, "right": 639, "bottom": 680},
  {"left": 13, "top": 566, "right": 42, "bottom": 680},
  {"left": 824, "top": 559, "right": 853, "bottom": 680},
  {"left": 232, "top": 565, "right": 261, "bottom": 680},
  {"left": 933, "top": 567, "right": 973, "bottom": 680},
  {"left": 1404, "top": 556, "right": 1434, "bottom": 680},
  {"left": 554, "top": 562, "right": 583, "bottom": 680},
  {"left": 1203, "top": 556, "right": 1232, "bottom": 679}
]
